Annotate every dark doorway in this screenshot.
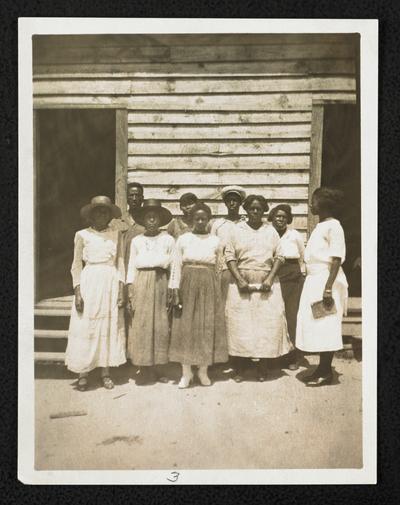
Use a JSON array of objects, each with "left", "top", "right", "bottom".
[
  {"left": 36, "top": 109, "right": 116, "bottom": 301},
  {"left": 321, "top": 104, "right": 361, "bottom": 297}
]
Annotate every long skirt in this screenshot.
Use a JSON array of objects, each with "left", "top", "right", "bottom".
[
  {"left": 225, "top": 269, "right": 292, "bottom": 358},
  {"left": 296, "top": 263, "right": 348, "bottom": 352},
  {"left": 278, "top": 260, "right": 304, "bottom": 345},
  {"left": 127, "top": 268, "right": 170, "bottom": 366},
  {"left": 169, "top": 264, "right": 228, "bottom": 366},
  {"left": 65, "top": 264, "right": 126, "bottom": 374}
]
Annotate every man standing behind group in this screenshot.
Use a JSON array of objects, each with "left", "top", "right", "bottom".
[{"left": 211, "top": 185, "right": 246, "bottom": 301}]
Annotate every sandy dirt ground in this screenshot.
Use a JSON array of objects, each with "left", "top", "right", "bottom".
[{"left": 35, "top": 355, "right": 362, "bottom": 471}]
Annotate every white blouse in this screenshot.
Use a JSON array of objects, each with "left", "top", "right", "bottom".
[
  {"left": 126, "top": 231, "right": 175, "bottom": 284},
  {"left": 225, "top": 221, "right": 284, "bottom": 272},
  {"left": 279, "top": 228, "right": 305, "bottom": 261},
  {"left": 169, "top": 232, "right": 221, "bottom": 289},
  {"left": 210, "top": 217, "right": 244, "bottom": 271},
  {"left": 70, "top": 227, "right": 125, "bottom": 288},
  {"left": 305, "top": 218, "right": 346, "bottom": 266}
]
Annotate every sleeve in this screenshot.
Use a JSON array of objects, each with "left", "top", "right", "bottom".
[
  {"left": 215, "top": 240, "right": 225, "bottom": 273},
  {"left": 168, "top": 237, "right": 183, "bottom": 289},
  {"left": 70, "top": 232, "right": 84, "bottom": 289},
  {"left": 116, "top": 231, "right": 125, "bottom": 284},
  {"left": 126, "top": 238, "right": 138, "bottom": 284},
  {"left": 224, "top": 231, "right": 237, "bottom": 264},
  {"left": 272, "top": 229, "right": 285, "bottom": 263},
  {"left": 167, "top": 219, "right": 175, "bottom": 239},
  {"left": 166, "top": 235, "right": 176, "bottom": 270},
  {"left": 327, "top": 222, "right": 346, "bottom": 261}
]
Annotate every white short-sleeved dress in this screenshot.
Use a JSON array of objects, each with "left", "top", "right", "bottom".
[
  {"left": 296, "top": 218, "right": 348, "bottom": 352},
  {"left": 65, "top": 227, "right": 127, "bottom": 374}
]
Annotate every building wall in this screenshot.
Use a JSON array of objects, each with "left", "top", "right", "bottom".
[{"left": 33, "top": 34, "right": 358, "bottom": 240}]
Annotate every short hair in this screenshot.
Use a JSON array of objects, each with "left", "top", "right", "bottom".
[
  {"left": 190, "top": 202, "right": 212, "bottom": 220},
  {"left": 243, "top": 194, "right": 269, "bottom": 213},
  {"left": 127, "top": 182, "right": 144, "bottom": 195},
  {"left": 179, "top": 192, "right": 198, "bottom": 206},
  {"left": 313, "top": 187, "right": 344, "bottom": 217},
  {"left": 268, "top": 204, "right": 293, "bottom": 224}
]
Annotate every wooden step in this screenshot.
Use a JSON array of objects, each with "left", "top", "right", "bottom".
[
  {"left": 34, "top": 307, "right": 71, "bottom": 317},
  {"left": 34, "top": 329, "right": 68, "bottom": 339},
  {"left": 34, "top": 351, "right": 65, "bottom": 363}
]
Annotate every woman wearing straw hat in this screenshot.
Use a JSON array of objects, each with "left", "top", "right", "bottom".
[
  {"left": 65, "top": 196, "right": 126, "bottom": 391},
  {"left": 126, "top": 199, "right": 175, "bottom": 385}
]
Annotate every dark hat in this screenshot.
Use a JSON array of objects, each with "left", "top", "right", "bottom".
[
  {"left": 80, "top": 195, "right": 122, "bottom": 221},
  {"left": 131, "top": 199, "right": 173, "bottom": 227}
]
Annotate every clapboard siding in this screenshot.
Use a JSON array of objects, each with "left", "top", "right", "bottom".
[
  {"left": 34, "top": 77, "right": 355, "bottom": 95},
  {"left": 128, "top": 155, "right": 310, "bottom": 171},
  {"left": 33, "top": 34, "right": 358, "bottom": 233}
]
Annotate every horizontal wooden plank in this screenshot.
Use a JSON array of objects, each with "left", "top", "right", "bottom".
[
  {"left": 128, "top": 124, "right": 311, "bottom": 140},
  {"left": 130, "top": 170, "right": 309, "bottom": 186},
  {"left": 128, "top": 111, "right": 312, "bottom": 124},
  {"left": 35, "top": 329, "right": 69, "bottom": 339},
  {"left": 159, "top": 201, "right": 308, "bottom": 216},
  {"left": 34, "top": 59, "right": 356, "bottom": 78},
  {"left": 34, "top": 77, "right": 356, "bottom": 96},
  {"left": 128, "top": 140, "right": 310, "bottom": 156},
  {"left": 33, "top": 92, "right": 356, "bottom": 110},
  {"left": 34, "top": 308, "right": 71, "bottom": 317},
  {"left": 342, "top": 323, "right": 362, "bottom": 337},
  {"left": 33, "top": 34, "right": 359, "bottom": 49},
  {"left": 33, "top": 43, "right": 355, "bottom": 65},
  {"left": 34, "top": 352, "right": 65, "bottom": 363},
  {"left": 128, "top": 155, "right": 310, "bottom": 171},
  {"left": 132, "top": 185, "right": 308, "bottom": 200}
]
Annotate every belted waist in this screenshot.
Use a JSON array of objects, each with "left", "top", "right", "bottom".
[
  {"left": 183, "top": 261, "right": 214, "bottom": 269},
  {"left": 85, "top": 260, "right": 115, "bottom": 267},
  {"left": 284, "top": 258, "right": 300, "bottom": 264},
  {"left": 137, "top": 267, "right": 168, "bottom": 273}
]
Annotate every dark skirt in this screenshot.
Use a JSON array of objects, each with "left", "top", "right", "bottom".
[
  {"left": 127, "top": 268, "right": 170, "bottom": 366},
  {"left": 278, "top": 260, "right": 304, "bottom": 344},
  {"left": 169, "top": 264, "right": 228, "bottom": 366}
]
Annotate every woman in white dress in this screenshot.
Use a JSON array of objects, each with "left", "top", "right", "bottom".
[
  {"left": 296, "top": 187, "right": 348, "bottom": 386},
  {"left": 126, "top": 199, "right": 174, "bottom": 385},
  {"left": 65, "top": 196, "right": 126, "bottom": 391},
  {"left": 224, "top": 195, "right": 292, "bottom": 382}
]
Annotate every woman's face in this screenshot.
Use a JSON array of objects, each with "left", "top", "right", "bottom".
[
  {"left": 91, "top": 206, "right": 112, "bottom": 230},
  {"left": 143, "top": 210, "right": 161, "bottom": 232},
  {"left": 272, "top": 210, "right": 288, "bottom": 232},
  {"left": 224, "top": 192, "right": 241, "bottom": 213},
  {"left": 180, "top": 200, "right": 197, "bottom": 217},
  {"left": 246, "top": 199, "right": 264, "bottom": 224},
  {"left": 192, "top": 209, "right": 209, "bottom": 233}
]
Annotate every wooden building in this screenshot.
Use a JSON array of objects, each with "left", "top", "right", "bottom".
[{"left": 32, "top": 34, "right": 361, "bottom": 360}]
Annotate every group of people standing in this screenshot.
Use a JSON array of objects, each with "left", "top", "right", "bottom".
[{"left": 65, "top": 182, "right": 348, "bottom": 392}]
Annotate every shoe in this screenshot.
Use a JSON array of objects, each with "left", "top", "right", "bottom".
[
  {"left": 102, "top": 376, "right": 114, "bottom": 390},
  {"left": 178, "top": 375, "right": 193, "bottom": 389},
  {"left": 256, "top": 370, "right": 268, "bottom": 382},
  {"left": 288, "top": 362, "right": 299, "bottom": 371},
  {"left": 198, "top": 371, "right": 212, "bottom": 387},
  {"left": 306, "top": 373, "right": 333, "bottom": 387},
  {"left": 157, "top": 376, "right": 169, "bottom": 384},
  {"left": 77, "top": 377, "right": 88, "bottom": 392},
  {"left": 135, "top": 368, "right": 153, "bottom": 386},
  {"left": 303, "top": 369, "right": 322, "bottom": 383}
]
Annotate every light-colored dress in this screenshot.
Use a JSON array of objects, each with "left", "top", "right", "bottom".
[
  {"left": 296, "top": 218, "right": 348, "bottom": 352},
  {"left": 126, "top": 232, "right": 175, "bottom": 366},
  {"left": 277, "top": 228, "right": 305, "bottom": 344},
  {"left": 65, "top": 227, "right": 126, "bottom": 374},
  {"left": 169, "top": 232, "right": 228, "bottom": 366},
  {"left": 224, "top": 222, "right": 291, "bottom": 358}
]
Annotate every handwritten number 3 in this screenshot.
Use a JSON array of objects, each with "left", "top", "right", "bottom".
[{"left": 167, "top": 471, "right": 180, "bottom": 483}]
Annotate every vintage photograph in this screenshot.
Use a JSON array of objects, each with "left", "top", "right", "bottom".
[{"left": 19, "top": 18, "right": 377, "bottom": 484}]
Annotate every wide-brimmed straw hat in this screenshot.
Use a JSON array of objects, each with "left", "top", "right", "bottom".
[
  {"left": 221, "top": 185, "right": 246, "bottom": 202},
  {"left": 131, "top": 199, "right": 173, "bottom": 227},
  {"left": 80, "top": 195, "right": 122, "bottom": 222}
]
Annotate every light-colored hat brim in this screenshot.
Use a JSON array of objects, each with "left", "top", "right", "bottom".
[
  {"left": 80, "top": 202, "right": 122, "bottom": 221},
  {"left": 221, "top": 185, "right": 246, "bottom": 202}
]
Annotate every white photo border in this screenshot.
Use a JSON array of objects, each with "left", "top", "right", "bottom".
[{"left": 18, "top": 17, "right": 378, "bottom": 485}]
